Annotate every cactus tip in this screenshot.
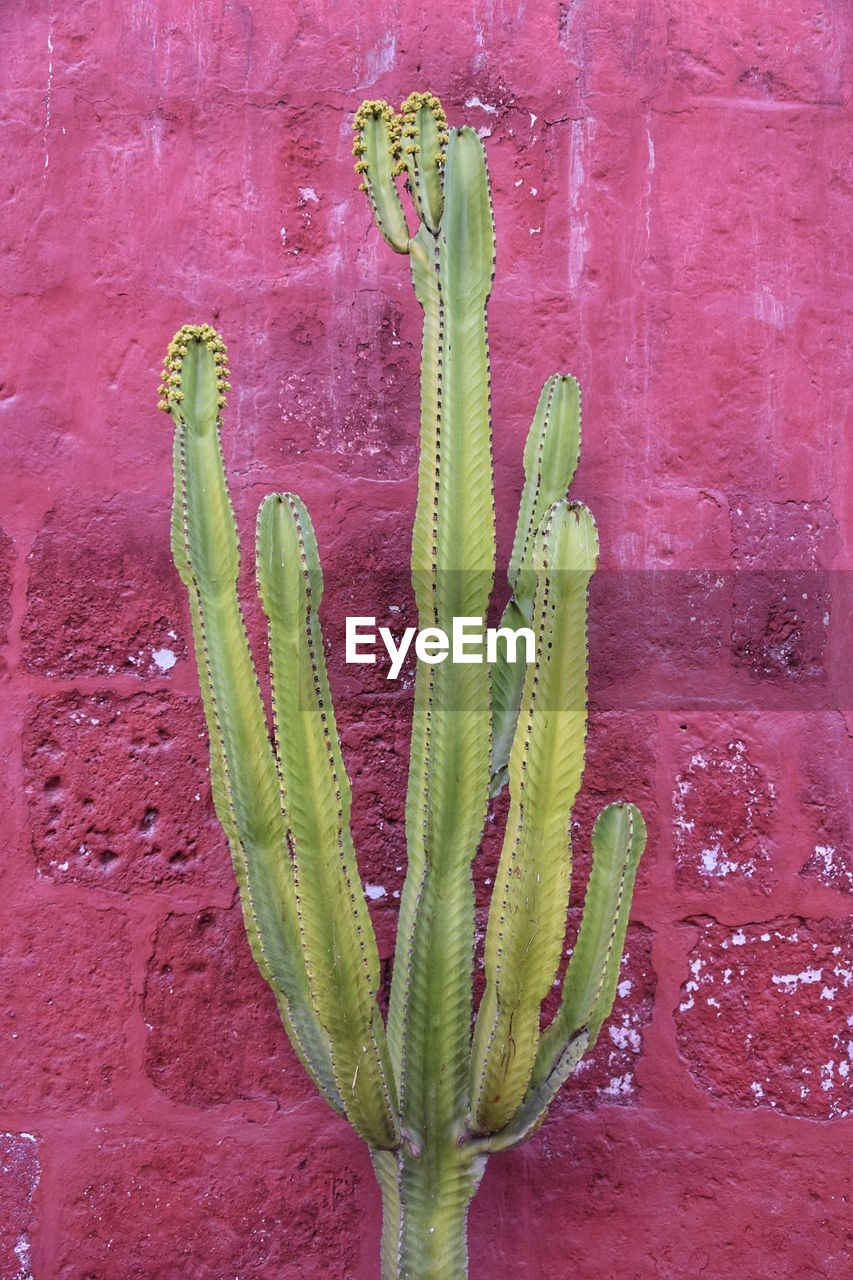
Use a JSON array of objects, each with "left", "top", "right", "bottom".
[{"left": 158, "top": 323, "right": 231, "bottom": 415}]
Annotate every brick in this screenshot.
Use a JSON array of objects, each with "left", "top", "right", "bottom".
[
  {"left": 474, "top": 1120, "right": 852, "bottom": 1280},
  {"left": 730, "top": 497, "right": 837, "bottom": 681},
  {"left": 673, "top": 719, "right": 776, "bottom": 892},
  {"left": 0, "top": 903, "right": 131, "bottom": 1110},
  {"left": 677, "top": 916, "right": 853, "bottom": 1119},
  {"left": 797, "top": 714, "right": 853, "bottom": 893},
  {"left": 143, "top": 906, "right": 316, "bottom": 1110},
  {"left": 22, "top": 502, "right": 186, "bottom": 678},
  {"left": 52, "top": 1126, "right": 367, "bottom": 1280},
  {"left": 23, "top": 690, "right": 229, "bottom": 891},
  {"left": 0, "top": 1134, "right": 39, "bottom": 1280}
]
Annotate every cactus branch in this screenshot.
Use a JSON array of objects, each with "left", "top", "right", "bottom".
[
  {"left": 165, "top": 326, "right": 342, "bottom": 1110},
  {"left": 491, "top": 374, "right": 582, "bottom": 795},
  {"left": 471, "top": 500, "right": 598, "bottom": 1133},
  {"left": 256, "top": 494, "right": 399, "bottom": 1147}
]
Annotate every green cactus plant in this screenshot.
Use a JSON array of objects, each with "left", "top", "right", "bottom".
[{"left": 159, "top": 93, "right": 646, "bottom": 1280}]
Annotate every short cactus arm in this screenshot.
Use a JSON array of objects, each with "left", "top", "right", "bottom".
[
  {"left": 353, "top": 100, "right": 411, "bottom": 253},
  {"left": 256, "top": 494, "right": 400, "bottom": 1148},
  {"left": 470, "top": 501, "right": 598, "bottom": 1134},
  {"left": 162, "top": 326, "right": 341, "bottom": 1112},
  {"left": 538, "top": 801, "right": 647, "bottom": 1058},
  {"left": 491, "top": 375, "right": 581, "bottom": 795},
  {"left": 398, "top": 91, "right": 448, "bottom": 233},
  {"left": 491, "top": 802, "right": 646, "bottom": 1149}
]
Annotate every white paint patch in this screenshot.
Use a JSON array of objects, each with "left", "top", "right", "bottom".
[
  {"left": 567, "top": 119, "right": 592, "bottom": 290},
  {"left": 754, "top": 286, "right": 786, "bottom": 330},
  {"left": 298, "top": 187, "right": 318, "bottom": 204},
  {"left": 14, "top": 1233, "right": 33, "bottom": 1279},
  {"left": 464, "top": 96, "right": 498, "bottom": 114},
  {"left": 362, "top": 31, "right": 396, "bottom": 86},
  {"left": 43, "top": 21, "right": 54, "bottom": 171},
  {"left": 152, "top": 647, "right": 177, "bottom": 672},
  {"left": 646, "top": 128, "right": 655, "bottom": 173}
]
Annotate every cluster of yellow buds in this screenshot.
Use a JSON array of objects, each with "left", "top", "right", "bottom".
[
  {"left": 351, "top": 99, "right": 401, "bottom": 192},
  {"left": 399, "top": 90, "right": 450, "bottom": 169},
  {"left": 157, "top": 323, "right": 231, "bottom": 414}
]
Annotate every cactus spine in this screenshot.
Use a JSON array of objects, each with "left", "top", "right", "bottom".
[{"left": 161, "top": 96, "right": 645, "bottom": 1280}]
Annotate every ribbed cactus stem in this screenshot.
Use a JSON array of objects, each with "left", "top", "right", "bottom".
[{"left": 373, "top": 1147, "right": 486, "bottom": 1280}]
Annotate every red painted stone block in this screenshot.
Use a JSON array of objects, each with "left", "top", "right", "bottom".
[
  {"left": 51, "top": 1125, "right": 366, "bottom": 1280},
  {"left": 472, "top": 1117, "right": 852, "bottom": 1280},
  {"left": 143, "top": 906, "right": 315, "bottom": 1110},
  {"left": 23, "top": 690, "right": 230, "bottom": 890},
  {"left": 22, "top": 501, "right": 186, "bottom": 679},
  {"left": 797, "top": 713, "right": 852, "bottom": 893},
  {"left": 677, "top": 916, "right": 852, "bottom": 1119},
  {"left": 673, "top": 718, "right": 776, "bottom": 892},
  {"left": 0, "top": 902, "right": 131, "bottom": 1110},
  {"left": 730, "top": 496, "right": 836, "bottom": 680},
  {"left": 0, "top": 1134, "right": 39, "bottom": 1280}
]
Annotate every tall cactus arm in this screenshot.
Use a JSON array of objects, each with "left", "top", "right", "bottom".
[
  {"left": 470, "top": 501, "right": 598, "bottom": 1134},
  {"left": 160, "top": 325, "right": 342, "bottom": 1113},
  {"left": 256, "top": 494, "right": 400, "bottom": 1148},
  {"left": 491, "top": 375, "right": 582, "bottom": 795},
  {"left": 387, "top": 127, "right": 496, "bottom": 1164},
  {"left": 353, "top": 100, "right": 411, "bottom": 254}
]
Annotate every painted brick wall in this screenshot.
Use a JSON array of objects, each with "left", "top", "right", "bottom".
[{"left": 2, "top": 2, "right": 851, "bottom": 1276}]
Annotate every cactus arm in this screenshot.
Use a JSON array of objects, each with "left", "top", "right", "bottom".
[
  {"left": 387, "top": 127, "right": 496, "bottom": 1166},
  {"left": 162, "top": 326, "right": 342, "bottom": 1112},
  {"left": 480, "top": 1030, "right": 589, "bottom": 1153},
  {"left": 491, "top": 375, "right": 582, "bottom": 795},
  {"left": 399, "top": 91, "right": 448, "bottom": 234},
  {"left": 477, "top": 806, "right": 645, "bottom": 1153},
  {"left": 470, "top": 501, "right": 598, "bottom": 1133},
  {"left": 256, "top": 493, "right": 400, "bottom": 1148},
  {"left": 353, "top": 101, "right": 411, "bottom": 254},
  {"left": 537, "top": 801, "right": 647, "bottom": 1062}
]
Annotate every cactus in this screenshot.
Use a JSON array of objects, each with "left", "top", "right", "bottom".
[{"left": 160, "top": 94, "right": 645, "bottom": 1280}]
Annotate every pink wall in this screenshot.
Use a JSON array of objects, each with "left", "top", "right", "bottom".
[{"left": 2, "top": 1, "right": 851, "bottom": 1276}]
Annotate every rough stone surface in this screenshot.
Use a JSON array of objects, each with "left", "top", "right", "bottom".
[
  {"left": 143, "top": 906, "right": 316, "bottom": 1110},
  {"left": 0, "top": 530, "right": 14, "bottom": 663},
  {"left": 51, "top": 1127, "right": 366, "bottom": 1280},
  {"left": 23, "top": 690, "right": 230, "bottom": 891},
  {"left": 677, "top": 917, "right": 853, "bottom": 1119},
  {"left": 0, "top": 903, "right": 132, "bottom": 1111},
  {"left": 0, "top": 1134, "right": 40, "bottom": 1280},
  {"left": 673, "top": 718, "right": 776, "bottom": 892},
  {"left": 22, "top": 502, "right": 188, "bottom": 679},
  {"left": 2, "top": 0, "right": 850, "bottom": 1276}
]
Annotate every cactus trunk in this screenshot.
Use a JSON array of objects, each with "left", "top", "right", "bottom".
[
  {"left": 159, "top": 90, "right": 647, "bottom": 1278},
  {"left": 372, "top": 1147, "right": 487, "bottom": 1280}
]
